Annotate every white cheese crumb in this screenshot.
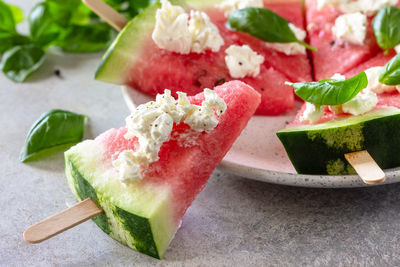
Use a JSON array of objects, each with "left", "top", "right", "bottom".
[
  {"left": 265, "top": 24, "right": 307, "bottom": 55},
  {"left": 341, "top": 90, "right": 378, "bottom": 115},
  {"left": 395, "top": 44, "right": 400, "bottom": 54},
  {"left": 332, "top": 12, "right": 367, "bottom": 45},
  {"left": 188, "top": 10, "right": 225, "bottom": 53},
  {"left": 300, "top": 102, "right": 325, "bottom": 123},
  {"left": 113, "top": 89, "right": 226, "bottom": 184},
  {"left": 318, "top": 0, "right": 398, "bottom": 15},
  {"left": 365, "top": 66, "right": 400, "bottom": 94},
  {"left": 217, "top": 0, "right": 264, "bottom": 16},
  {"left": 152, "top": 0, "right": 224, "bottom": 54},
  {"left": 224, "top": 44, "right": 264, "bottom": 78},
  {"left": 331, "top": 73, "right": 346, "bottom": 81}
]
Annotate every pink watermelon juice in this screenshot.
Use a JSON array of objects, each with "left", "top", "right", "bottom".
[
  {"left": 65, "top": 81, "right": 261, "bottom": 259},
  {"left": 96, "top": 0, "right": 311, "bottom": 115}
]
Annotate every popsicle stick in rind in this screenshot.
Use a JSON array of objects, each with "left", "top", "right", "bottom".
[
  {"left": 23, "top": 198, "right": 103, "bottom": 244},
  {"left": 82, "top": 0, "right": 128, "bottom": 31},
  {"left": 345, "top": 150, "right": 386, "bottom": 185}
]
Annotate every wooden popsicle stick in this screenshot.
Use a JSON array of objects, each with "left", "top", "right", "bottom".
[
  {"left": 83, "top": 0, "right": 128, "bottom": 31},
  {"left": 345, "top": 150, "right": 386, "bottom": 185},
  {"left": 24, "top": 198, "right": 103, "bottom": 244}
]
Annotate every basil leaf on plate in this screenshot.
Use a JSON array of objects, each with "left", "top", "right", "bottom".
[
  {"left": 0, "top": 32, "right": 31, "bottom": 53},
  {"left": 20, "top": 109, "right": 87, "bottom": 162},
  {"left": 7, "top": 3, "right": 24, "bottom": 24},
  {"left": 373, "top": 6, "right": 400, "bottom": 52},
  {"left": 286, "top": 72, "right": 368, "bottom": 105},
  {"left": 227, "top": 7, "right": 316, "bottom": 51},
  {"left": 0, "top": 44, "right": 45, "bottom": 82},
  {"left": 379, "top": 54, "right": 400, "bottom": 85},
  {"left": 56, "top": 24, "right": 115, "bottom": 53}
]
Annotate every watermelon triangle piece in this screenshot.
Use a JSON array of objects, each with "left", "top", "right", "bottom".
[
  {"left": 95, "top": 1, "right": 306, "bottom": 115},
  {"left": 305, "top": 0, "right": 381, "bottom": 80},
  {"left": 64, "top": 81, "right": 260, "bottom": 259}
]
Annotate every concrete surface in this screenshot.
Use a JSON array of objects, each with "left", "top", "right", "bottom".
[{"left": 2, "top": 1, "right": 400, "bottom": 266}]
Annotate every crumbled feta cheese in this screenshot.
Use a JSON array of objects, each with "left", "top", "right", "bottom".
[
  {"left": 188, "top": 10, "right": 225, "bottom": 53},
  {"left": 341, "top": 89, "right": 378, "bottom": 115},
  {"left": 225, "top": 45, "right": 264, "bottom": 78},
  {"left": 318, "top": 0, "right": 398, "bottom": 15},
  {"left": 217, "top": 0, "right": 264, "bottom": 16},
  {"left": 365, "top": 66, "right": 400, "bottom": 94},
  {"left": 332, "top": 12, "right": 367, "bottom": 45},
  {"left": 300, "top": 102, "right": 325, "bottom": 123},
  {"left": 152, "top": 0, "right": 192, "bottom": 54},
  {"left": 265, "top": 24, "right": 307, "bottom": 55},
  {"left": 331, "top": 73, "right": 346, "bottom": 81},
  {"left": 395, "top": 44, "right": 400, "bottom": 54},
  {"left": 152, "top": 0, "right": 223, "bottom": 54},
  {"left": 114, "top": 89, "right": 226, "bottom": 184}
]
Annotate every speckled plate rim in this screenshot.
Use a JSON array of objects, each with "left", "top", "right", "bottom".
[{"left": 121, "top": 86, "right": 400, "bottom": 188}]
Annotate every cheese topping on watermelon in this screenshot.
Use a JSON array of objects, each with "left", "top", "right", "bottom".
[
  {"left": 152, "top": 0, "right": 224, "bottom": 54},
  {"left": 317, "top": 0, "right": 398, "bottom": 15},
  {"left": 217, "top": 0, "right": 263, "bottom": 15},
  {"left": 331, "top": 12, "right": 367, "bottom": 45},
  {"left": 365, "top": 67, "right": 400, "bottom": 93},
  {"left": 395, "top": 44, "right": 400, "bottom": 54},
  {"left": 265, "top": 24, "right": 307, "bottom": 55},
  {"left": 224, "top": 44, "right": 264, "bottom": 78},
  {"left": 113, "top": 88, "right": 226, "bottom": 184},
  {"left": 300, "top": 102, "right": 325, "bottom": 123}
]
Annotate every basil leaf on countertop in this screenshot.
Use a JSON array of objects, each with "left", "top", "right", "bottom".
[
  {"left": 227, "top": 7, "right": 316, "bottom": 51},
  {"left": 20, "top": 109, "right": 88, "bottom": 162},
  {"left": 0, "top": 44, "right": 45, "bottom": 82},
  {"left": 379, "top": 54, "right": 400, "bottom": 85},
  {"left": 373, "top": 6, "right": 400, "bottom": 52},
  {"left": 56, "top": 24, "right": 115, "bottom": 53},
  {"left": 286, "top": 72, "right": 368, "bottom": 105},
  {"left": 0, "top": 0, "right": 17, "bottom": 32}
]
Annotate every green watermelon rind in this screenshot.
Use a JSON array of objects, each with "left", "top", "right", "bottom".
[
  {"left": 65, "top": 143, "right": 175, "bottom": 259},
  {"left": 277, "top": 108, "right": 400, "bottom": 175}
]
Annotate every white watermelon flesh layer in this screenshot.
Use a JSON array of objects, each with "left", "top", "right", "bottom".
[{"left": 65, "top": 81, "right": 261, "bottom": 258}]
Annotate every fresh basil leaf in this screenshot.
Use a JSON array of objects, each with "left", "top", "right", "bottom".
[
  {"left": 227, "top": 8, "right": 316, "bottom": 51},
  {"left": 7, "top": 3, "right": 24, "bottom": 24},
  {"left": 287, "top": 72, "right": 368, "bottom": 105},
  {"left": 0, "top": 31, "right": 31, "bottom": 53},
  {"left": 56, "top": 24, "right": 115, "bottom": 53},
  {"left": 20, "top": 109, "right": 87, "bottom": 162},
  {"left": 379, "top": 54, "right": 400, "bottom": 85},
  {"left": 373, "top": 6, "right": 400, "bottom": 52},
  {"left": 0, "top": 0, "right": 16, "bottom": 32},
  {"left": 28, "top": 2, "right": 63, "bottom": 47},
  {"left": 0, "top": 44, "right": 45, "bottom": 82}
]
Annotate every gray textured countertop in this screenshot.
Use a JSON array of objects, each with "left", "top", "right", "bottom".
[{"left": 2, "top": 1, "right": 400, "bottom": 266}]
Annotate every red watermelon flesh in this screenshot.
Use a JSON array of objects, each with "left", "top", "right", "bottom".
[
  {"left": 208, "top": 3, "right": 312, "bottom": 83},
  {"left": 345, "top": 50, "right": 397, "bottom": 77},
  {"left": 305, "top": 0, "right": 381, "bottom": 80},
  {"left": 97, "top": 81, "right": 260, "bottom": 221}
]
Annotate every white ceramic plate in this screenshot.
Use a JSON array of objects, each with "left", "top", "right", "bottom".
[{"left": 122, "top": 86, "right": 400, "bottom": 188}]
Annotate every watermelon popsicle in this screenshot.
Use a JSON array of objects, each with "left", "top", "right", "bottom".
[
  {"left": 94, "top": 0, "right": 312, "bottom": 115},
  {"left": 278, "top": 55, "right": 400, "bottom": 177},
  {"left": 63, "top": 81, "right": 260, "bottom": 258}
]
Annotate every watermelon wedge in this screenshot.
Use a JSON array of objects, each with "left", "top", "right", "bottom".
[
  {"left": 305, "top": 0, "right": 381, "bottom": 80},
  {"left": 65, "top": 81, "right": 260, "bottom": 259},
  {"left": 95, "top": 0, "right": 311, "bottom": 115}
]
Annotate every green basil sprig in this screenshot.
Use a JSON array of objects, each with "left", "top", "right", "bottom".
[
  {"left": 286, "top": 72, "right": 368, "bottom": 105},
  {"left": 373, "top": 6, "right": 400, "bottom": 53},
  {"left": 20, "top": 110, "right": 87, "bottom": 162},
  {"left": 227, "top": 8, "right": 316, "bottom": 51},
  {"left": 379, "top": 54, "right": 400, "bottom": 85}
]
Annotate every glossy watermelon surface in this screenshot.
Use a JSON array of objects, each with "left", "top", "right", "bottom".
[{"left": 65, "top": 81, "right": 260, "bottom": 258}]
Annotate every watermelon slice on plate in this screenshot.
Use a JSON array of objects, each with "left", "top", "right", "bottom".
[
  {"left": 95, "top": 0, "right": 311, "bottom": 115},
  {"left": 305, "top": 0, "right": 383, "bottom": 80},
  {"left": 65, "top": 81, "right": 260, "bottom": 258}
]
